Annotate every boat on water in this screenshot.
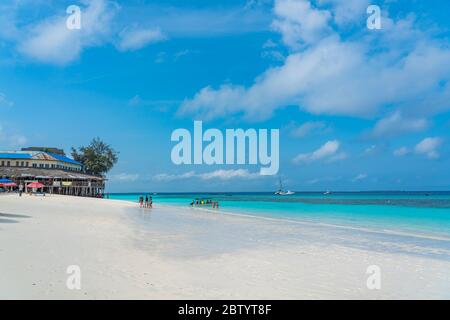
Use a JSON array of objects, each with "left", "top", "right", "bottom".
[
  {"left": 323, "top": 190, "right": 332, "bottom": 195},
  {"left": 275, "top": 178, "right": 295, "bottom": 196}
]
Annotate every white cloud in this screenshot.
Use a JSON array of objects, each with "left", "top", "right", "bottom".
[
  {"left": 414, "top": 137, "right": 443, "bottom": 159},
  {"left": 153, "top": 171, "right": 196, "bottom": 182},
  {"left": 364, "top": 145, "right": 377, "bottom": 155},
  {"left": 180, "top": 0, "right": 450, "bottom": 121},
  {"left": 199, "top": 169, "right": 261, "bottom": 180},
  {"left": 318, "top": 0, "right": 370, "bottom": 26},
  {"left": 109, "top": 173, "right": 140, "bottom": 182},
  {"left": 262, "top": 39, "right": 277, "bottom": 48},
  {"left": 328, "top": 151, "right": 348, "bottom": 162},
  {"left": 261, "top": 50, "right": 285, "bottom": 61},
  {"left": 371, "top": 112, "right": 429, "bottom": 138},
  {"left": 0, "top": 93, "right": 14, "bottom": 107},
  {"left": 18, "top": 0, "right": 117, "bottom": 65},
  {"left": 271, "top": 0, "right": 331, "bottom": 48},
  {"left": 0, "top": 125, "right": 27, "bottom": 147},
  {"left": 293, "top": 140, "right": 342, "bottom": 163},
  {"left": 393, "top": 147, "right": 410, "bottom": 157},
  {"left": 153, "top": 169, "right": 262, "bottom": 182},
  {"left": 290, "top": 121, "right": 328, "bottom": 137},
  {"left": 117, "top": 27, "right": 166, "bottom": 51},
  {"left": 2, "top": 1, "right": 271, "bottom": 64},
  {"left": 352, "top": 173, "right": 368, "bottom": 182}
]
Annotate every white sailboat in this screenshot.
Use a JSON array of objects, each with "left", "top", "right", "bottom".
[{"left": 275, "top": 177, "right": 295, "bottom": 196}]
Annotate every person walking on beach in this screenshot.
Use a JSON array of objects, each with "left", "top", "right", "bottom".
[
  {"left": 139, "top": 196, "right": 144, "bottom": 208},
  {"left": 149, "top": 196, "right": 153, "bottom": 208},
  {"left": 144, "top": 195, "right": 149, "bottom": 208}
]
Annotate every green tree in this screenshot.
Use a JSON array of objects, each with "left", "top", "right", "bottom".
[{"left": 71, "top": 138, "right": 119, "bottom": 176}]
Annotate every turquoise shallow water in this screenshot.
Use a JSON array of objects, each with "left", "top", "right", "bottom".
[{"left": 109, "top": 192, "right": 450, "bottom": 239}]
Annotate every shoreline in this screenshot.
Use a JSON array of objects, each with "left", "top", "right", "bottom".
[
  {"left": 1, "top": 194, "right": 450, "bottom": 299},
  {"left": 187, "top": 205, "right": 450, "bottom": 243},
  {"left": 111, "top": 196, "right": 450, "bottom": 243}
]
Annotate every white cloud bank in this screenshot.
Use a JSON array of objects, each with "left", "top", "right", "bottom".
[
  {"left": 293, "top": 140, "right": 346, "bottom": 163},
  {"left": 180, "top": 0, "right": 450, "bottom": 121},
  {"left": 2, "top": 1, "right": 271, "bottom": 65},
  {"left": 290, "top": 121, "right": 328, "bottom": 137},
  {"left": 154, "top": 169, "right": 263, "bottom": 182},
  {"left": 414, "top": 137, "right": 443, "bottom": 159},
  {"left": 18, "top": 0, "right": 117, "bottom": 66},
  {"left": 371, "top": 112, "right": 429, "bottom": 138},
  {"left": 117, "top": 27, "right": 166, "bottom": 51},
  {"left": 393, "top": 137, "right": 444, "bottom": 159},
  {"left": 109, "top": 173, "right": 141, "bottom": 182},
  {"left": 393, "top": 146, "right": 410, "bottom": 157},
  {"left": 352, "top": 173, "right": 368, "bottom": 182}
]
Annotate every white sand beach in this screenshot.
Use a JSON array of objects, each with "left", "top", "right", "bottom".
[{"left": 0, "top": 193, "right": 449, "bottom": 300}]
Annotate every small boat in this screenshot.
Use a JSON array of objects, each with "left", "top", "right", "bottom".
[
  {"left": 275, "top": 177, "right": 295, "bottom": 196},
  {"left": 323, "top": 191, "right": 332, "bottom": 195}
]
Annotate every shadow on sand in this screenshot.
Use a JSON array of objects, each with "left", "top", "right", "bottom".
[
  {"left": 0, "top": 212, "right": 31, "bottom": 224},
  {"left": 0, "top": 213, "right": 31, "bottom": 219},
  {"left": 0, "top": 218, "right": 19, "bottom": 224}
]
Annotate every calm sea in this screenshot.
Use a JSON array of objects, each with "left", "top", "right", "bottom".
[{"left": 109, "top": 192, "right": 450, "bottom": 239}]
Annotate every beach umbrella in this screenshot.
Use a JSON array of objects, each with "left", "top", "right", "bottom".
[
  {"left": 27, "top": 182, "right": 44, "bottom": 189},
  {"left": 3, "top": 182, "right": 17, "bottom": 187},
  {"left": 0, "top": 178, "right": 12, "bottom": 183}
]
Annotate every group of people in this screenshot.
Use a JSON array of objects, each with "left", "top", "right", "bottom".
[
  {"left": 139, "top": 195, "right": 153, "bottom": 208},
  {"left": 190, "top": 198, "right": 220, "bottom": 209}
]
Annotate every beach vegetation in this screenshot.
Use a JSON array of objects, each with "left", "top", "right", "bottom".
[{"left": 71, "top": 138, "right": 119, "bottom": 176}]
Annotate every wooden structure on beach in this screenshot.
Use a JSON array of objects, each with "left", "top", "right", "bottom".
[
  {"left": 0, "top": 148, "right": 105, "bottom": 197},
  {"left": 0, "top": 167, "right": 105, "bottom": 196}
]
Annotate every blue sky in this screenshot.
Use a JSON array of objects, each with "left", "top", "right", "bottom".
[{"left": 1, "top": 0, "right": 450, "bottom": 192}]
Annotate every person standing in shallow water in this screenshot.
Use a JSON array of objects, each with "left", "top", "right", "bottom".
[
  {"left": 149, "top": 196, "right": 153, "bottom": 208},
  {"left": 139, "top": 196, "right": 144, "bottom": 208},
  {"left": 144, "top": 195, "right": 149, "bottom": 208}
]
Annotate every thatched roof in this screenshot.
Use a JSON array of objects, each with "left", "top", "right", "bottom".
[{"left": 0, "top": 167, "right": 104, "bottom": 181}]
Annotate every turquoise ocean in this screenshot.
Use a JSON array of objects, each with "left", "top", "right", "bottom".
[{"left": 109, "top": 192, "right": 450, "bottom": 240}]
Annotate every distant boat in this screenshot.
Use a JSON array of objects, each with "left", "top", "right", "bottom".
[
  {"left": 323, "top": 191, "right": 332, "bottom": 195},
  {"left": 275, "top": 177, "right": 295, "bottom": 196}
]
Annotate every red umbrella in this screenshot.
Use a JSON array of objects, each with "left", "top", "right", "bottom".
[
  {"left": 3, "top": 182, "right": 17, "bottom": 187},
  {"left": 27, "top": 182, "right": 44, "bottom": 188}
]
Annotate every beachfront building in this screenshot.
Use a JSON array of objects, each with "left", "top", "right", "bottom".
[{"left": 0, "top": 147, "right": 105, "bottom": 196}]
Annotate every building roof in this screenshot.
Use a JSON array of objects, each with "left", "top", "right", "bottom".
[
  {"left": 0, "top": 153, "right": 32, "bottom": 159},
  {"left": 0, "top": 167, "right": 104, "bottom": 181},
  {"left": 46, "top": 152, "right": 82, "bottom": 166},
  {"left": 0, "top": 150, "right": 82, "bottom": 166}
]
